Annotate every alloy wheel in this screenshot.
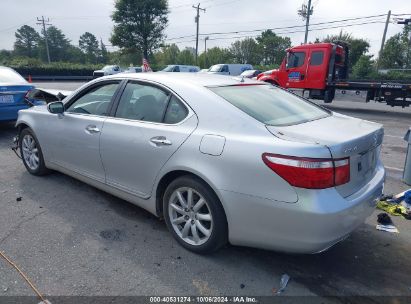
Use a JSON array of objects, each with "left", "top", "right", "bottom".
[
  {"left": 168, "top": 187, "right": 213, "bottom": 246},
  {"left": 22, "top": 134, "right": 40, "bottom": 171}
]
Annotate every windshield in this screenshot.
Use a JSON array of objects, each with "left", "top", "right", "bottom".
[
  {"left": 0, "top": 68, "right": 27, "bottom": 83},
  {"left": 241, "top": 70, "right": 255, "bottom": 76},
  {"left": 209, "top": 84, "right": 330, "bottom": 126},
  {"left": 209, "top": 64, "right": 223, "bottom": 72},
  {"left": 162, "top": 65, "right": 175, "bottom": 72}
]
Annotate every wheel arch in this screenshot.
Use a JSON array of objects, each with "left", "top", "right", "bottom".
[
  {"left": 16, "top": 122, "right": 31, "bottom": 134},
  {"left": 155, "top": 169, "right": 227, "bottom": 221}
]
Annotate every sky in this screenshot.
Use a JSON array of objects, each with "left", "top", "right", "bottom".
[{"left": 0, "top": 0, "right": 410, "bottom": 57}]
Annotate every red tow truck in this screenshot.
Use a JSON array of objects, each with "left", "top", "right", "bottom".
[{"left": 257, "top": 43, "right": 411, "bottom": 107}]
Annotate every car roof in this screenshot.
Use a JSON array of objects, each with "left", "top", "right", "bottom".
[{"left": 105, "top": 72, "right": 262, "bottom": 87}]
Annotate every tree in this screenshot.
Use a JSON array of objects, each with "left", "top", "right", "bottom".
[
  {"left": 379, "top": 25, "right": 411, "bottom": 69},
  {"left": 323, "top": 30, "right": 370, "bottom": 70},
  {"left": 79, "top": 32, "right": 100, "bottom": 63},
  {"left": 38, "top": 26, "right": 71, "bottom": 62},
  {"left": 198, "top": 47, "right": 233, "bottom": 68},
  {"left": 99, "top": 39, "right": 109, "bottom": 64},
  {"left": 14, "top": 25, "right": 40, "bottom": 58},
  {"left": 352, "top": 55, "right": 375, "bottom": 79},
  {"left": 229, "top": 38, "right": 261, "bottom": 64},
  {"left": 110, "top": 0, "right": 168, "bottom": 59},
  {"left": 177, "top": 48, "right": 195, "bottom": 65},
  {"left": 66, "top": 46, "right": 86, "bottom": 64},
  {"left": 256, "top": 30, "right": 291, "bottom": 66},
  {"left": 154, "top": 44, "right": 180, "bottom": 66}
]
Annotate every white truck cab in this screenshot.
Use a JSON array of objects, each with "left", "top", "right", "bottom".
[
  {"left": 93, "top": 65, "right": 122, "bottom": 78},
  {"left": 207, "top": 64, "right": 253, "bottom": 76},
  {"left": 162, "top": 65, "right": 200, "bottom": 73}
]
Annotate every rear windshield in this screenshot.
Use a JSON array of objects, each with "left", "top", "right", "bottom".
[
  {"left": 0, "top": 68, "right": 27, "bottom": 83},
  {"left": 209, "top": 84, "right": 330, "bottom": 126}
]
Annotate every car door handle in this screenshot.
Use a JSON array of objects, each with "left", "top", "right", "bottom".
[
  {"left": 85, "top": 125, "right": 100, "bottom": 134},
  {"left": 150, "top": 136, "right": 172, "bottom": 146}
]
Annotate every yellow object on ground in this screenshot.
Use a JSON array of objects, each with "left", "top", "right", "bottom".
[{"left": 376, "top": 201, "right": 407, "bottom": 216}]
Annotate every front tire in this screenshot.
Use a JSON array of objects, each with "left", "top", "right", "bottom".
[
  {"left": 163, "top": 176, "right": 227, "bottom": 254},
  {"left": 19, "top": 128, "right": 50, "bottom": 176}
]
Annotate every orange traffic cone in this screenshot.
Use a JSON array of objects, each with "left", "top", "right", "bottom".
[{"left": 28, "top": 75, "right": 32, "bottom": 83}]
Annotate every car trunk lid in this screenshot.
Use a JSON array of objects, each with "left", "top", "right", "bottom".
[
  {"left": 266, "top": 113, "right": 383, "bottom": 197},
  {"left": 0, "top": 85, "right": 34, "bottom": 107}
]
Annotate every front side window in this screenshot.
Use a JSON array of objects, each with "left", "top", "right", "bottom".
[
  {"left": 115, "top": 82, "right": 170, "bottom": 123},
  {"left": 209, "top": 84, "right": 329, "bottom": 126},
  {"left": 310, "top": 51, "right": 324, "bottom": 66},
  {"left": 221, "top": 65, "right": 229, "bottom": 73},
  {"left": 174, "top": 66, "right": 180, "bottom": 72},
  {"left": 66, "top": 82, "right": 120, "bottom": 115},
  {"left": 286, "top": 52, "right": 306, "bottom": 68}
]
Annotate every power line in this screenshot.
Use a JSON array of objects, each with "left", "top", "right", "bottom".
[
  {"left": 165, "top": 14, "right": 388, "bottom": 41},
  {"left": 168, "top": 20, "right": 387, "bottom": 44}
]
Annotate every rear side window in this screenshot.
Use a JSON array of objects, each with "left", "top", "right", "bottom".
[
  {"left": 209, "top": 85, "right": 329, "bottom": 126},
  {"left": 286, "top": 52, "right": 306, "bottom": 68},
  {"left": 164, "top": 96, "right": 188, "bottom": 124},
  {"left": 310, "top": 51, "right": 324, "bottom": 66},
  {"left": 115, "top": 82, "right": 170, "bottom": 123}
]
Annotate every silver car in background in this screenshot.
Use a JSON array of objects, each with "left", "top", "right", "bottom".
[{"left": 15, "top": 73, "right": 385, "bottom": 254}]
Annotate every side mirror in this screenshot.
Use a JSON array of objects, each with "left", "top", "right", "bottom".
[{"left": 47, "top": 101, "right": 64, "bottom": 114}]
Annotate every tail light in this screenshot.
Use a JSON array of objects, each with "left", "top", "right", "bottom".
[{"left": 262, "top": 153, "right": 350, "bottom": 189}]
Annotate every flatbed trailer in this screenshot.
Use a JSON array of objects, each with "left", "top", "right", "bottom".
[
  {"left": 257, "top": 42, "right": 411, "bottom": 108},
  {"left": 329, "top": 81, "right": 411, "bottom": 107}
]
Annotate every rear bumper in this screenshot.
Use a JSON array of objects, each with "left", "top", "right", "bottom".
[
  {"left": 220, "top": 162, "right": 385, "bottom": 253},
  {"left": 0, "top": 105, "right": 28, "bottom": 121}
]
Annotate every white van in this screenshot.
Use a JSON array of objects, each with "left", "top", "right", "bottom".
[
  {"left": 207, "top": 64, "right": 253, "bottom": 76},
  {"left": 162, "top": 65, "right": 200, "bottom": 73}
]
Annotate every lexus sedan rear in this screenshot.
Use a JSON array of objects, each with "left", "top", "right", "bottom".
[{"left": 15, "top": 73, "right": 385, "bottom": 254}]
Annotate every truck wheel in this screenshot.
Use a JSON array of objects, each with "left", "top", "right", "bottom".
[{"left": 324, "top": 89, "right": 335, "bottom": 103}]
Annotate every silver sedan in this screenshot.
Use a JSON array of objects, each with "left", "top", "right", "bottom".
[{"left": 15, "top": 73, "right": 385, "bottom": 254}]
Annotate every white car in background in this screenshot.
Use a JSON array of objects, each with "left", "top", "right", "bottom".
[
  {"left": 207, "top": 64, "right": 253, "bottom": 76},
  {"left": 162, "top": 65, "right": 200, "bottom": 73},
  {"left": 93, "top": 65, "right": 122, "bottom": 78}
]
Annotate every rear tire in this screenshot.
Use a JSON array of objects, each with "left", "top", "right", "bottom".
[
  {"left": 19, "top": 128, "right": 51, "bottom": 176},
  {"left": 163, "top": 176, "right": 227, "bottom": 254}
]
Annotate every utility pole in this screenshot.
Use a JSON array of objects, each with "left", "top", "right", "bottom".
[
  {"left": 37, "top": 16, "right": 51, "bottom": 63},
  {"left": 377, "top": 10, "right": 391, "bottom": 68},
  {"left": 204, "top": 36, "right": 209, "bottom": 67},
  {"left": 298, "top": 0, "right": 313, "bottom": 44},
  {"left": 193, "top": 3, "right": 206, "bottom": 65}
]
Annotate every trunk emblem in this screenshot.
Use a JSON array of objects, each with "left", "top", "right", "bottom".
[{"left": 344, "top": 146, "right": 358, "bottom": 154}]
